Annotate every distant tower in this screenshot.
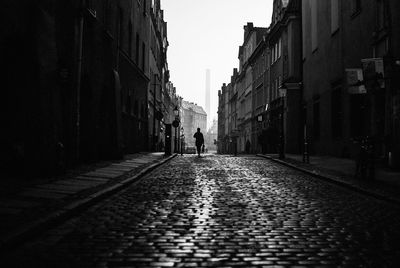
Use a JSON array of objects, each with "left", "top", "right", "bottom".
[{"left": 205, "top": 69, "right": 211, "bottom": 129}]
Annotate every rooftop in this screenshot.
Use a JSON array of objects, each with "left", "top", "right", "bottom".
[{"left": 182, "top": 101, "right": 207, "bottom": 115}]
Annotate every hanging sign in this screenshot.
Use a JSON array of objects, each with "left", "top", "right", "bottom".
[
  {"left": 346, "top": 68, "right": 366, "bottom": 94},
  {"left": 361, "top": 58, "right": 385, "bottom": 89}
]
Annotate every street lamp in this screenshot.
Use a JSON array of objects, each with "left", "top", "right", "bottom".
[
  {"left": 173, "top": 106, "right": 179, "bottom": 117},
  {"left": 302, "top": 101, "right": 310, "bottom": 164},
  {"left": 173, "top": 106, "right": 180, "bottom": 153},
  {"left": 278, "top": 85, "right": 287, "bottom": 159},
  {"left": 180, "top": 127, "right": 185, "bottom": 155},
  {"left": 257, "top": 114, "right": 263, "bottom": 154}
]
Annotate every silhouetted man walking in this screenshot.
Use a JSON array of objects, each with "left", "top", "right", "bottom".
[{"left": 193, "top": 128, "right": 204, "bottom": 157}]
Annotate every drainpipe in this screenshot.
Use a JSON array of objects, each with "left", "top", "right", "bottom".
[
  {"left": 153, "top": 74, "right": 157, "bottom": 151},
  {"left": 74, "top": 0, "right": 84, "bottom": 162},
  {"left": 385, "top": 0, "right": 395, "bottom": 168}
]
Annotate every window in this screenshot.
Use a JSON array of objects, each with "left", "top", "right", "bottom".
[
  {"left": 118, "top": 8, "right": 123, "bottom": 48},
  {"left": 271, "top": 46, "right": 275, "bottom": 63},
  {"left": 127, "top": 89, "right": 132, "bottom": 115},
  {"left": 135, "top": 33, "right": 140, "bottom": 63},
  {"left": 331, "top": 87, "right": 342, "bottom": 138},
  {"left": 134, "top": 99, "right": 139, "bottom": 115},
  {"left": 302, "top": 0, "right": 307, "bottom": 59},
  {"left": 311, "top": 0, "right": 318, "bottom": 51},
  {"left": 256, "top": 85, "right": 263, "bottom": 108},
  {"left": 141, "top": 100, "right": 146, "bottom": 118},
  {"left": 121, "top": 89, "right": 126, "bottom": 113},
  {"left": 278, "top": 38, "right": 282, "bottom": 58},
  {"left": 331, "top": 0, "right": 339, "bottom": 34},
  {"left": 142, "top": 42, "right": 146, "bottom": 70},
  {"left": 270, "top": 83, "right": 274, "bottom": 101},
  {"left": 103, "top": 0, "right": 112, "bottom": 30},
  {"left": 129, "top": 21, "right": 133, "bottom": 57},
  {"left": 376, "top": 0, "right": 385, "bottom": 30},
  {"left": 313, "top": 101, "right": 320, "bottom": 139}
]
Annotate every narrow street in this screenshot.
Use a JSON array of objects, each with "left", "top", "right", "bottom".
[{"left": 5, "top": 154, "right": 400, "bottom": 267}]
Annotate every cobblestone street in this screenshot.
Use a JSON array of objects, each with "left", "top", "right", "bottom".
[{"left": 4, "top": 154, "right": 400, "bottom": 267}]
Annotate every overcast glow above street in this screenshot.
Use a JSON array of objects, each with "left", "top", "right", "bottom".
[{"left": 163, "top": 0, "right": 273, "bottom": 123}]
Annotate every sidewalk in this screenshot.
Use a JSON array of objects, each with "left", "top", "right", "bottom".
[
  {"left": 257, "top": 153, "right": 400, "bottom": 205},
  {"left": 0, "top": 152, "right": 176, "bottom": 250}
]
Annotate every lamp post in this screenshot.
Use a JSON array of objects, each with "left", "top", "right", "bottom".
[
  {"left": 257, "top": 114, "right": 263, "bottom": 153},
  {"left": 173, "top": 106, "right": 179, "bottom": 153},
  {"left": 278, "top": 85, "right": 287, "bottom": 159},
  {"left": 152, "top": 74, "right": 158, "bottom": 152},
  {"left": 180, "top": 127, "right": 184, "bottom": 155},
  {"left": 303, "top": 124, "right": 309, "bottom": 163}
]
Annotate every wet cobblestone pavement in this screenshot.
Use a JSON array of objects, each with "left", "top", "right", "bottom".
[{"left": 4, "top": 155, "right": 400, "bottom": 267}]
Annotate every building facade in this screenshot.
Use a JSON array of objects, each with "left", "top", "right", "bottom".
[
  {"left": 228, "top": 69, "right": 239, "bottom": 155},
  {"left": 206, "top": 119, "right": 218, "bottom": 152},
  {"left": 236, "top": 23, "right": 267, "bottom": 153},
  {"left": 1, "top": 0, "right": 176, "bottom": 176},
  {"left": 217, "top": 0, "right": 305, "bottom": 158},
  {"left": 249, "top": 33, "right": 269, "bottom": 154},
  {"left": 302, "top": 0, "right": 400, "bottom": 167},
  {"left": 217, "top": 0, "right": 400, "bottom": 170},
  {"left": 267, "top": 0, "right": 303, "bottom": 156},
  {"left": 182, "top": 101, "right": 207, "bottom": 148},
  {"left": 148, "top": 0, "right": 170, "bottom": 152},
  {"left": 217, "top": 85, "right": 227, "bottom": 153}
]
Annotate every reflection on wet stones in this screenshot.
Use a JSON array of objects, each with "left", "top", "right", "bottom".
[{"left": 5, "top": 154, "right": 400, "bottom": 267}]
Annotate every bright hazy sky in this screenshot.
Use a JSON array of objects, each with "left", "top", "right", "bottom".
[{"left": 163, "top": 0, "right": 273, "bottom": 128}]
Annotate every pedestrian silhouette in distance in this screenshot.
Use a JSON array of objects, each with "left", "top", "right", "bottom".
[{"left": 193, "top": 128, "right": 204, "bottom": 157}]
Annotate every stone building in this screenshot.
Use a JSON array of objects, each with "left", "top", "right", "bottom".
[
  {"left": 162, "top": 82, "right": 182, "bottom": 154},
  {"left": 182, "top": 101, "right": 207, "bottom": 148},
  {"left": 248, "top": 32, "right": 269, "bottom": 154},
  {"left": 236, "top": 23, "right": 267, "bottom": 153},
  {"left": 217, "top": 85, "right": 227, "bottom": 154},
  {"left": 148, "top": 0, "right": 169, "bottom": 152},
  {"left": 218, "top": 0, "right": 400, "bottom": 169},
  {"left": 115, "top": 0, "right": 150, "bottom": 157},
  {"left": 206, "top": 119, "right": 218, "bottom": 152},
  {"left": 218, "top": 71, "right": 239, "bottom": 154},
  {"left": 228, "top": 69, "right": 240, "bottom": 155},
  {"left": 0, "top": 0, "right": 172, "bottom": 175},
  {"left": 266, "top": 0, "right": 302, "bottom": 156},
  {"left": 217, "top": 0, "right": 302, "bottom": 157},
  {"left": 302, "top": 0, "right": 400, "bottom": 167}
]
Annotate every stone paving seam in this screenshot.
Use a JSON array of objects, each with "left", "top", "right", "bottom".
[
  {"left": 256, "top": 154, "right": 400, "bottom": 206},
  {"left": 0, "top": 153, "right": 178, "bottom": 252}
]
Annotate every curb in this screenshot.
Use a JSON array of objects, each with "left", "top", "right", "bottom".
[
  {"left": 0, "top": 153, "right": 178, "bottom": 251},
  {"left": 257, "top": 154, "right": 400, "bottom": 206}
]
